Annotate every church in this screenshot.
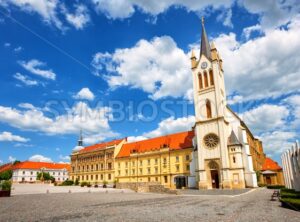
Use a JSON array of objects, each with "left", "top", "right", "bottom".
[
  {"left": 70, "top": 19, "right": 274, "bottom": 190},
  {"left": 189, "top": 18, "right": 257, "bottom": 189}
]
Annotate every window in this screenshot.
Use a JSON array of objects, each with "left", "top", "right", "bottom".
[
  {"left": 53, "top": 172, "right": 55, "bottom": 175},
  {"left": 23, "top": 171, "right": 25, "bottom": 175},
  {"left": 31, "top": 171, "right": 33, "bottom": 175},
  {"left": 132, "top": 169, "right": 135, "bottom": 175},
  {"left": 118, "top": 163, "right": 120, "bottom": 168},
  {"left": 206, "top": 100, "right": 212, "bottom": 118},
  {"left": 155, "top": 177, "right": 158, "bottom": 182},
  {"left": 91, "top": 165, "right": 93, "bottom": 171},
  {"left": 186, "top": 155, "right": 190, "bottom": 161},
  {"left": 86, "top": 175, "right": 88, "bottom": 180},
  {"left": 198, "top": 73, "right": 203, "bottom": 89},
  {"left": 108, "top": 163, "right": 112, "bottom": 170},
  {"left": 164, "top": 176, "right": 168, "bottom": 183},
  {"left": 155, "top": 167, "right": 158, "bottom": 174},
  {"left": 82, "top": 176, "right": 84, "bottom": 181},
  {"left": 209, "top": 70, "right": 214, "bottom": 86},
  {"left": 204, "top": 71, "right": 208, "bottom": 87},
  {"left": 30, "top": 178, "right": 32, "bottom": 181},
  {"left": 91, "top": 175, "right": 93, "bottom": 180},
  {"left": 186, "top": 164, "right": 190, "bottom": 171},
  {"left": 96, "top": 175, "right": 98, "bottom": 180},
  {"left": 155, "top": 159, "right": 158, "bottom": 165},
  {"left": 58, "top": 172, "right": 60, "bottom": 176},
  {"left": 148, "top": 159, "right": 151, "bottom": 165},
  {"left": 118, "top": 170, "right": 121, "bottom": 175},
  {"left": 125, "top": 170, "right": 128, "bottom": 175},
  {"left": 176, "top": 165, "right": 180, "bottom": 172},
  {"left": 125, "top": 162, "right": 128, "bottom": 168},
  {"left": 163, "top": 158, "right": 167, "bottom": 164},
  {"left": 101, "top": 174, "right": 103, "bottom": 180},
  {"left": 139, "top": 160, "right": 143, "bottom": 166},
  {"left": 108, "top": 174, "right": 111, "bottom": 180},
  {"left": 176, "top": 156, "right": 179, "bottom": 162},
  {"left": 148, "top": 177, "right": 151, "bottom": 182},
  {"left": 96, "top": 164, "right": 98, "bottom": 171},
  {"left": 139, "top": 168, "right": 143, "bottom": 174},
  {"left": 233, "top": 156, "right": 236, "bottom": 163},
  {"left": 147, "top": 168, "right": 151, "bottom": 174}
]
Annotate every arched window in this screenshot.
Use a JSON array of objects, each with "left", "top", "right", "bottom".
[
  {"left": 209, "top": 70, "right": 214, "bottom": 86},
  {"left": 204, "top": 71, "right": 209, "bottom": 87},
  {"left": 206, "top": 100, "right": 212, "bottom": 118},
  {"left": 198, "top": 73, "right": 203, "bottom": 89}
]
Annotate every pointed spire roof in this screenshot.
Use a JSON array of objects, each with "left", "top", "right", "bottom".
[
  {"left": 78, "top": 129, "right": 83, "bottom": 147},
  {"left": 200, "top": 17, "right": 211, "bottom": 60},
  {"left": 228, "top": 130, "right": 242, "bottom": 146}
]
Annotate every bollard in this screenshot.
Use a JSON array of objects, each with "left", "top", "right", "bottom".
[
  {"left": 46, "top": 189, "right": 49, "bottom": 194},
  {"left": 69, "top": 190, "right": 71, "bottom": 193}
]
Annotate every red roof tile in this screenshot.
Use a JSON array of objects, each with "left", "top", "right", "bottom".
[
  {"left": 12, "top": 161, "right": 70, "bottom": 171},
  {"left": 0, "top": 163, "right": 13, "bottom": 173},
  {"left": 116, "top": 131, "right": 194, "bottom": 158},
  {"left": 262, "top": 158, "right": 282, "bottom": 171},
  {"left": 79, "top": 139, "right": 124, "bottom": 153}
]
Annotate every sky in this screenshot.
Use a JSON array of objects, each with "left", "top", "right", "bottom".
[{"left": 0, "top": 0, "right": 299, "bottom": 165}]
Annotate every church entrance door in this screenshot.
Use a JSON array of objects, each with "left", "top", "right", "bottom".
[{"left": 211, "top": 170, "right": 219, "bottom": 189}]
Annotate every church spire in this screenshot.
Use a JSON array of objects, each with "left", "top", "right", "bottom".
[{"left": 200, "top": 17, "right": 211, "bottom": 60}]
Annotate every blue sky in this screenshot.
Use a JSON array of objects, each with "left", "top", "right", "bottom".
[{"left": 0, "top": 0, "right": 299, "bottom": 165}]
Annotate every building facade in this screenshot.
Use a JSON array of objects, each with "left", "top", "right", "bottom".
[
  {"left": 281, "top": 141, "right": 300, "bottom": 191},
  {"left": 261, "top": 158, "right": 284, "bottom": 186},
  {"left": 12, "top": 161, "right": 70, "bottom": 183},
  {"left": 70, "top": 139, "right": 126, "bottom": 184},
  {"left": 190, "top": 18, "right": 258, "bottom": 189},
  {"left": 115, "top": 131, "right": 194, "bottom": 189}
]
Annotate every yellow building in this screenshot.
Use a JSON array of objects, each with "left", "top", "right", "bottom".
[
  {"left": 70, "top": 138, "right": 126, "bottom": 184},
  {"left": 261, "top": 157, "right": 284, "bottom": 186},
  {"left": 115, "top": 131, "right": 194, "bottom": 189}
]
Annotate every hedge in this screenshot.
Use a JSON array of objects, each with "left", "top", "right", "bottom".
[{"left": 266, "top": 185, "right": 285, "bottom": 189}]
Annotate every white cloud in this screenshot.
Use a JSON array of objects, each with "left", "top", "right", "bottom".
[
  {"left": 13, "top": 73, "right": 39, "bottom": 86},
  {"left": 2, "top": 0, "right": 63, "bottom": 29},
  {"left": 59, "top": 154, "right": 70, "bottom": 162},
  {"left": 29, "top": 154, "right": 53, "bottom": 162},
  {"left": 258, "top": 131, "right": 297, "bottom": 155},
  {"left": 19, "top": 59, "right": 56, "bottom": 80},
  {"left": 0, "top": 102, "right": 117, "bottom": 137},
  {"left": 127, "top": 116, "right": 195, "bottom": 143},
  {"left": 0, "top": 160, "right": 3, "bottom": 165},
  {"left": 14, "top": 46, "right": 23, "bottom": 52},
  {"left": 0, "top": 131, "right": 29, "bottom": 142},
  {"left": 217, "top": 8, "right": 233, "bottom": 28},
  {"left": 93, "top": 36, "right": 191, "bottom": 100},
  {"left": 55, "top": 147, "right": 60, "bottom": 151},
  {"left": 8, "top": 156, "right": 16, "bottom": 162},
  {"left": 241, "top": 104, "right": 289, "bottom": 134},
  {"left": 240, "top": 0, "right": 300, "bottom": 30},
  {"left": 212, "top": 16, "right": 300, "bottom": 101},
  {"left": 4, "top": 42, "right": 10, "bottom": 47},
  {"left": 283, "top": 94, "right": 300, "bottom": 129},
  {"left": 18, "top": 103, "right": 36, "bottom": 110},
  {"left": 92, "top": 0, "right": 232, "bottom": 20},
  {"left": 64, "top": 4, "right": 90, "bottom": 30},
  {"left": 73, "top": 87, "right": 95, "bottom": 101},
  {"left": 242, "top": 24, "right": 261, "bottom": 40}
]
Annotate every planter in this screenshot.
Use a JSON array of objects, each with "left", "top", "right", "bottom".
[{"left": 0, "top": 190, "right": 11, "bottom": 197}]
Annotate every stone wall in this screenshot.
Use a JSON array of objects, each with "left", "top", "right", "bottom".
[{"left": 116, "top": 182, "right": 178, "bottom": 194}]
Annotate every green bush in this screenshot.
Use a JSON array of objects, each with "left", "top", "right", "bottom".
[
  {"left": 1, "top": 180, "right": 12, "bottom": 191},
  {"left": 258, "top": 183, "right": 266, "bottom": 187},
  {"left": 0, "top": 170, "right": 12, "bottom": 180},
  {"left": 87, "top": 183, "right": 91, "bottom": 187},
  {"left": 61, "top": 180, "right": 74, "bottom": 186},
  {"left": 281, "top": 198, "right": 300, "bottom": 210},
  {"left": 280, "top": 188, "right": 300, "bottom": 198},
  {"left": 80, "top": 181, "right": 88, "bottom": 187},
  {"left": 266, "top": 185, "right": 285, "bottom": 189}
]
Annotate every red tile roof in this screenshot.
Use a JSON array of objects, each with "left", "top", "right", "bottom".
[
  {"left": 0, "top": 163, "right": 13, "bottom": 173},
  {"left": 79, "top": 139, "right": 124, "bottom": 153},
  {"left": 262, "top": 158, "right": 282, "bottom": 171},
  {"left": 116, "top": 131, "right": 194, "bottom": 158},
  {"left": 12, "top": 161, "right": 71, "bottom": 171}
]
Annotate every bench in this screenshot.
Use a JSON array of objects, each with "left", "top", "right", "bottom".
[{"left": 271, "top": 190, "right": 280, "bottom": 201}]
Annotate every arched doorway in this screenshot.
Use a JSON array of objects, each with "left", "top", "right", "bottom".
[{"left": 208, "top": 161, "right": 220, "bottom": 189}]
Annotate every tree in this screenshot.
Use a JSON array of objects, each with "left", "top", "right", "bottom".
[
  {"left": 36, "top": 172, "right": 54, "bottom": 181},
  {"left": 0, "top": 170, "right": 12, "bottom": 180}
]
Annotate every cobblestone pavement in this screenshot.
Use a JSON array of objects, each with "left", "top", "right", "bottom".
[
  {"left": 178, "top": 188, "right": 252, "bottom": 195},
  {"left": 0, "top": 188, "right": 299, "bottom": 222}
]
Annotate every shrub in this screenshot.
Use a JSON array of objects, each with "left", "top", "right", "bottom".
[
  {"left": 87, "top": 183, "right": 91, "bottom": 187},
  {"left": 80, "top": 181, "right": 88, "bottom": 187},
  {"left": 1, "top": 180, "right": 12, "bottom": 191},
  {"left": 94, "top": 184, "right": 98, "bottom": 188},
  {"left": 281, "top": 198, "right": 300, "bottom": 210},
  {"left": 258, "top": 183, "right": 266, "bottom": 187},
  {"left": 266, "top": 185, "right": 285, "bottom": 189},
  {"left": 75, "top": 178, "right": 79, "bottom": 186},
  {"left": 61, "top": 180, "right": 74, "bottom": 186},
  {"left": 280, "top": 188, "right": 300, "bottom": 199},
  {"left": 0, "top": 170, "right": 12, "bottom": 180}
]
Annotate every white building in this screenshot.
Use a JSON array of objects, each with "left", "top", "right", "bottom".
[
  {"left": 281, "top": 141, "right": 300, "bottom": 191},
  {"left": 190, "top": 18, "right": 257, "bottom": 189},
  {"left": 12, "top": 161, "right": 70, "bottom": 183}
]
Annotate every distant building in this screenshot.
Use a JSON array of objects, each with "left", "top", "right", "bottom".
[
  {"left": 70, "top": 138, "right": 126, "bottom": 184},
  {"left": 281, "top": 141, "right": 300, "bottom": 191},
  {"left": 261, "top": 158, "right": 284, "bottom": 186},
  {"left": 12, "top": 161, "right": 70, "bottom": 183}
]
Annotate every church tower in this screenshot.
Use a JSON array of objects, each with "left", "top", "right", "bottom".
[{"left": 191, "top": 18, "right": 237, "bottom": 189}]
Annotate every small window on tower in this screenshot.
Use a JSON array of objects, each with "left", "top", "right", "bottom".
[
  {"left": 198, "top": 73, "right": 203, "bottom": 89},
  {"left": 204, "top": 71, "right": 209, "bottom": 87},
  {"left": 233, "top": 156, "right": 236, "bottom": 163},
  {"left": 209, "top": 70, "right": 214, "bottom": 86},
  {"left": 206, "top": 100, "right": 212, "bottom": 119}
]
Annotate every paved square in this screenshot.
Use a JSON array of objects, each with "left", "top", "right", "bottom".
[{"left": 0, "top": 187, "right": 299, "bottom": 221}]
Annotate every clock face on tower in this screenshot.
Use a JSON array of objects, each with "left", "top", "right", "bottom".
[{"left": 201, "top": 62, "right": 207, "bottom": 69}]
